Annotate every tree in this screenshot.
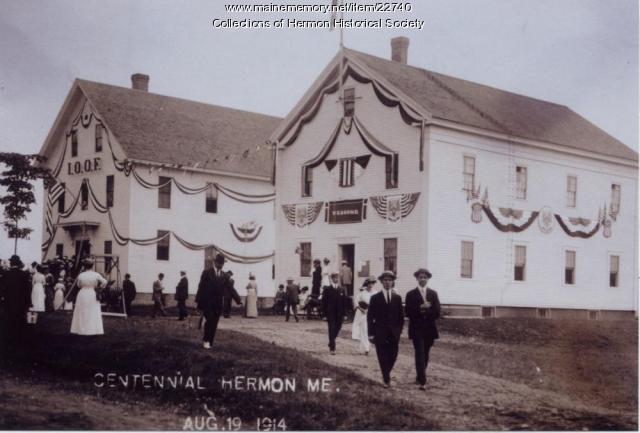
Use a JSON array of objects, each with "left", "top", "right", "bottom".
[{"left": 0, "top": 152, "right": 54, "bottom": 254}]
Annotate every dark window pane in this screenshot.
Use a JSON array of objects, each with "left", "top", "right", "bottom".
[
  {"left": 156, "top": 230, "right": 170, "bottom": 260},
  {"left": 158, "top": 177, "right": 171, "bottom": 209}
]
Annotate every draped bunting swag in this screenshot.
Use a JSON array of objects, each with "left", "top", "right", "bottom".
[
  {"left": 281, "top": 202, "right": 324, "bottom": 228},
  {"left": 229, "top": 222, "right": 263, "bottom": 243},
  {"left": 369, "top": 193, "right": 420, "bottom": 222}
]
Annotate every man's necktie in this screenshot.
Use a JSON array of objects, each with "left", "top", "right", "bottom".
[{"left": 386, "top": 290, "right": 390, "bottom": 304}]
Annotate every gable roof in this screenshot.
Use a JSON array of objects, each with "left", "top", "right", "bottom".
[
  {"left": 76, "top": 79, "right": 281, "bottom": 178},
  {"left": 346, "top": 49, "right": 638, "bottom": 162}
]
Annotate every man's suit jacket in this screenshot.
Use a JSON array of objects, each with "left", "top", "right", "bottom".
[
  {"left": 196, "top": 268, "right": 229, "bottom": 311},
  {"left": 311, "top": 267, "right": 322, "bottom": 295},
  {"left": 123, "top": 279, "right": 137, "bottom": 302},
  {"left": 175, "top": 277, "right": 189, "bottom": 301},
  {"left": 367, "top": 290, "right": 404, "bottom": 342},
  {"left": 285, "top": 283, "right": 300, "bottom": 304},
  {"left": 321, "top": 285, "right": 346, "bottom": 322},
  {"left": 0, "top": 267, "right": 32, "bottom": 314},
  {"left": 405, "top": 287, "right": 440, "bottom": 340}
]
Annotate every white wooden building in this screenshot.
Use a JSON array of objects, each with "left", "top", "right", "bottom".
[
  {"left": 271, "top": 38, "right": 638, "bottom": 319},
  {"left": 39, "top": 74, "right": 279, "bottom": 299}
]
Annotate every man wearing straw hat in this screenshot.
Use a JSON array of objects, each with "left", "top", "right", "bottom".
[
  {"left": 367, "top": 270, "right": 404, "bottom": 387},
  {"left": 405, "top": 267, "right": 441, "bottom": 390}
]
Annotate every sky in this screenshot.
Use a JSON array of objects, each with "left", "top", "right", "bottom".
[{"left": 0, "top": 0, "right": 638, "bottom": 263}]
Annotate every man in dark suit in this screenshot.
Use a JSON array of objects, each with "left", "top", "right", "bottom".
[
  {"left": 0, "top": 255, "right": 31, "bottom": 345},
  {"left": 405, "top": 268, "right": 440, "bottom": 390},
  {"left": 175, "top": 270, "right": 189, "bottom": 321},
  {"left": 285, "top": 277, "right": 300, "bottom": 322},
  {"left": 196, "top": 253, "right": 231, "bottom": 349},
  {"left": 311, "top": 259, "right": 322, "bottom": 297},
  {"left": 321, "top": 271, "right": 346, "bottom": 354},
  {"left": 222, "top": 270, "right": 243, "bottom": 318},
  {"left": 122, "top": 273, "right": 137, "bottom": 316},
  {"left": 367, "top": 270, "right": 404, "bottom": 387}
]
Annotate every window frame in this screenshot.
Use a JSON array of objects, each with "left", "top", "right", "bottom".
[
  {"left": 343, "top": 87, "right": 355, "bottom": 117},
  {"left": 205, "top": 185, "right": 218, "bottom": 213},
  {"left": 462, "top": 155, "right": 476, "bottom": 193},
  {"left": 383, "top": 237, "right": 398, "bottom": 274},
  {"left": 106, "top": 175, "right": 114, "bottom": 208},
  {"left": 80, "top": 182, "right": 88, "bottom": 211},
  {"left": 515, "top": 165, "right": 527, "bottom": 200},
  {"left": 71, "top": 130, "right": 78, "bottom": 157},
  {"left": 564, "top": 249, "right": 576, "bottom": 285},
  {"left": 302, "top": 167, "right": 312, "bottom": 197},
  {"left": 566, "top": 175, "right": 577, "bottom": 208},
  {"left": 611, "top": 183, "right": 621, "bottom": 215},
  {"left": 55, "top": 243, "right": 64, "bottom": 258},
  {"left": 513, "top": 244, "right": 526, "bottom": 282},
  {"left": 57, "top": 182, "right": 66, "bottom": 213},
  {"left": 609, "top": 254, "right": 620, "bottom": 288},
  {"left": 95, "top": 124, "right": 103, "bottom": 152},
  {"left": 299, "top": 242, "right": 312, "bottom": 277},
  {"left": 156, "top": 230, "right": 170, "bottom": 261},
  {"left": 158, "top": 176, "right": 172, "bottom": 209},
  {"left": 385, "top": 156, "right": 399, "bottom": 190},
  {"left": 460, "top": 240, "right": 474, "bottom": 279}
]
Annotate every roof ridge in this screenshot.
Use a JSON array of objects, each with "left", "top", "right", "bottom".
[{"left": 76, "top": 78, "right": 283, "bottom": 121}]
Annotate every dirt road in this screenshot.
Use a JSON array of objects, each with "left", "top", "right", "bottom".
[{"left": 219, "top": 316, "right": 636, "bottom": 430}]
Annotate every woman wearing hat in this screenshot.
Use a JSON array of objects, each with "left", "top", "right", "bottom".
[
  {"left": 351, "top": 276, "right": 376, "bottom": 355},
  {"left": 70, "top": 258, "right": 107, "bottom": 335},
  {"left": 30, "top": 265, "right": 46, "bottom": 313},
  {"left": 53, "top": 277, "right": 66, "bottom": 310},
  {"left": 245, "top": 273, "right": 258, "bottom": 318}
]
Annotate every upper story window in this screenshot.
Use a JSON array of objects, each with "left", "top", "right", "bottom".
[
  {"left": 515, "top": 166, "right": 527, "bottom": 199},
  {"left": 106, "top": 175, "right": 114, "bottom": 208},
  {"left": 299, "top": 242, "right": 312, "bottom": 277},
  {"left": 302, "top": 167, "right": 312, "bottom": 197},
  {"left": 339, "top": 159, "right": 355, "bottom": 187},
  {"left": 158, "top": 176, "right": 172, "bottom": 209},
  {"left": 463, "top": 156, "right": 475, "bottom": 193},
  {"left": 80, "top": 182, "right": 88, "bottom": 210},
  {"left": 206, "top": 185, "right": 218, "bottom": 213},
  {"left": 566, "top": 175, "right": 577, "bottom": 208},
  {"left": 611, "top": 184, "right": 621, "bottom": 215},
  {"left": 385, "top": 156, "right": 398, "bottom": 189},
  {"left": 384, "top": 238, "right": 398, "bottom": 274},
  {"left": 57, "top": 183, "right": 66, "bottom": 213},
  {"left": 610, "top": 255, "right": 620, "bottom": 287},
  {"left": 71, "top": 130, "right": 78, "bottom": 157},
  {"left": 95, "top": 124, "right": 103, "bottom": 152},
  {"left": 460, "top": 240, "right": 474, "bottom": 278},
  {"left": 564, "top": 250, "right": 576, "bottom": 285},
  {"left": 514, "top": 245, "right": 526, "bottom": 281},
  {"left": 343, "top": 87, "right": 355, "bottom": 117},
  {"left": 156, "top": 230, "right": 170, "bottom": 261}
]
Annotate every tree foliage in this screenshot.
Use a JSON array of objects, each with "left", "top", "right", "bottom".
[{"left": 0, "top": 152, "right": 54, "bottom": 252}]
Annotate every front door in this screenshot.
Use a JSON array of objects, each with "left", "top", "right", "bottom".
[{"left": 339, "top": 244, "right": 355, "bottom": 296}]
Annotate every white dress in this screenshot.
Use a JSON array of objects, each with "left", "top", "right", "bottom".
[
  {"left": 321, "top": 264, "right": 331, "bottom": 287},
  {"left": 53, "top": 283, "right": 65, "bottom": 310},
  {"left": 351, "top": 289, "right": 372, "bottom": 353},
  {"left": 70, "top": 270, "right": 107, "bottom": 335},
  {"left": 31, "top": 272, "right": 46, "bottom": 312}
]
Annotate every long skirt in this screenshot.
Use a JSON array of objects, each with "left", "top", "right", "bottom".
[
  {"left": 54, "top": 289, "right": 65, "bottom": 310},
  {"left": 351, "top": 309, "right": 370, "bottom": 353},
  {"left": 245, "top": 289, "right": 258, "bottom": 318},
  {"left": 70, "top": 288, "right": 104, "bottom": 335},
  {"left": 31, "top": 283, "right": 46, "bottom": 312}
]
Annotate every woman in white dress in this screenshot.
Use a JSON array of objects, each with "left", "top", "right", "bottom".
[
  {"left": 351, "top": 276, "right": 376, "bottom": 355},
  {"left": 70, "top": 259, "right": 107, "bottom": 336},
  {"left": 53, "top": 277, "right": 66, "bottom": 310},
  {"left": 31, "top": 266, "right": 46, "bottom": 312},
  {"left": 321, "top": 258, "right": 331, "bottom": 287},
  {"left": 245, "top": 273, "right": 258, "bottom": 318}
]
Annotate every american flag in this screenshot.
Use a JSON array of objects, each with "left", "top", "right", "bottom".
[{"left": 339, "top": 158, "right": 354, "bottom": 187}]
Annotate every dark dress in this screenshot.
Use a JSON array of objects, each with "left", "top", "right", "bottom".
[
  {"left": 367, "top": 290, "right": 404, "bottom": 384},
  {"left": 321, "top": 284, "right": 347, "bottom": 351},
  {"left": 311, "top": 267, "right": 322, "bottom": 297},
  {"left": 0, "top": 267, "right": 32, "bottom": 343}
]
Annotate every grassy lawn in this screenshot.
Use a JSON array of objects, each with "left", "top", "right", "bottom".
[{"left": 0, "top": 311, "right": 439, "bottom": 431}]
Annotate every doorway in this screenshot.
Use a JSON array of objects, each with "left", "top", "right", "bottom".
[
  {"left": 339, "top": 244, "right": 355, "bottom": 296},
  {"left": 75, "top": 239, "right": 91, "bottom": 258}
]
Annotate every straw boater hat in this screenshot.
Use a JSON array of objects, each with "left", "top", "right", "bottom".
[
  {"left": 330, "top": 270, "right": 340, "bottom": 277},
  {"left": 413, "top": 268, "right": 432, "bottom": 279},
  {"left": 378, "top": 270, "right": 396, "bottom": 282},
  {"left": 323, "top": 257, "right": 330, "bottom": 263},
  {"left": 286, "top": 276, "right": 294, "bottom": 281}
]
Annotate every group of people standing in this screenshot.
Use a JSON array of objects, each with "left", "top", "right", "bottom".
[{"left": 323, "top": 267, "right": 440, "bottom": 390}]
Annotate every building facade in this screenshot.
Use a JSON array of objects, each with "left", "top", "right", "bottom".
[
  {"left": 39, "top": 75, "right": 279, "bottom": 300},
  {"left": 272, "top": 38, "right": 638, "bottom": 318}
]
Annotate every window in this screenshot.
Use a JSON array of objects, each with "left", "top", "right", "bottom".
[
  {"left": 156, "top": 230, "right": 170, "bottom": 261},
  {"left": 515, "top": 166, "right": 527, "bottom": 199},
  {"left": 158, "top": 176, "right": 172, "bottom": 209},
  {"left": 57, "top": 183, "right": 66, "bottom": 213},
  {"left": 95, "top": 124, "right": 103, "bottom": 152},
  {"left": 514, "top": 245, "right": 526, "bottom": 281},
  {"left": 204, "top": 246, "right": 217, "bottom": 269},
  {"left": 205, "top": 185, "right": 218, "bottom": 213},
  {"left": 104, "top": 240, "right": 113, "bottom": 272},
  {"left": 106, "top": 175, "right": 114, "bottom": 208},
  {"left": 302, "top": 167, "right": 312, "bottom": 197},
  {"left": 460, "top": 240, "right": 474, "bottom": 278},
  {"left": 55, "top": 243, "right": 63, "bottom": 258},
  {"left": 385, "top": 156, "right": 398, "bottom": 189},
  {"left": 343, "top": 87, "right": 355, "bottom": 117},
  {"left": 383, "top": 238, "right": 398, "bottom": 274},
  {"left": 564, "top": 250, "right": 576, "bottom": 285},
  {"left": 566, "top": 176, "right": 577, "bottom": 208},
  {"left": 71, "top": 130, "right": 78, "bottom": 157},
  {"left": 80, "top": 182, "right": 88, "bottom": 210},
  {"left": 611, "top": 184, "right": 621, "bottom": 215},
  {"left": 339, "top": 159, "right": 355, "bottom": 187},
  {"left": 463, "top": 156, "right": 475, "bottom": 192},
  {"left": 299, "top": 242, "right": 311, "bottom": 277},
  {"left": 610, "top": 255, "right": 619, "bottom": 287}
]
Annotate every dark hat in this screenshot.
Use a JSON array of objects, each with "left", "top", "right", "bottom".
[
  {"left": 226, "top": 270, "right": 234, "bottom": 276},
  {"left": 313, "top": 258, "right": 321, "bottom": 264},
  {"left": 81, "top": 258, "right": 94, "bottom": 267},
  {"left": 363, "top": 276, "right": 377, "bottom": 285},
  {"left": 378, "top": 270, "right": 396, "bottom": 281},
  {"left": 9, "top": 255, "right": 23, "bottom": 267},
  {"left": 413, "top": 268, "right": 432, "bottom": 279},
  {"left": 323, "top": 257, "right": 330, "bottom": 263},
  {"left": 214, "top": 253, "right": 226, "bottom": 264}
]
